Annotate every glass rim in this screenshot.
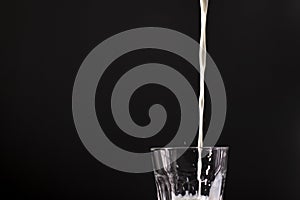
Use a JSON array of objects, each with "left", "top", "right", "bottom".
[{"left": 150, "top": 146, "right": 229, "bottom": 151}]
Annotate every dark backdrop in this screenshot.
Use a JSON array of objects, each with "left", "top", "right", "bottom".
[{"left": 2, "top": 0, "right": 300, "bottom": 199}]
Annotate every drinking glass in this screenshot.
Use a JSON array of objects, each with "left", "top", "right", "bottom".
[{"left": 151, "top": 147, "right": 229, "bottom": 200}]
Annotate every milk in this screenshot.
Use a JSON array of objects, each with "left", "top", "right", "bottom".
[
  {"left": 172, "top": 173, "right": 223, "bottom": 200},
  {"left": 197, "top": 0, "right": 209, "bottom": 196}
]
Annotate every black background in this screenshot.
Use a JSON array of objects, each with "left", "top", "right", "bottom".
[{"left": 2, "top": 0, "right": 300, "bottom": 199}]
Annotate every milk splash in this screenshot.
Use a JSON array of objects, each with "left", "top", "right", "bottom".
[{"left": 172, "top": 173, "right": 223, "bottom": 200}]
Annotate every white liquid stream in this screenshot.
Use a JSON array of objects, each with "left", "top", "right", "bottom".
[
  {"left": 198, "top": 0, "right": 209, "bottom": 148},
  {"left": 175, "top": 2, "right": 221, "bottom": 198},
  {"left": 197, "top": 0, "right": 209, "bottom": 198}
]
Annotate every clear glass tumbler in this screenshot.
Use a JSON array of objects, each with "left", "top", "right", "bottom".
[{"left": 151, "top": 147, "right": 229, "bottom": 200}]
